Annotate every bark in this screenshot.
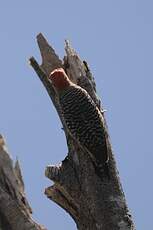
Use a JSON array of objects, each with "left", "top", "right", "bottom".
[
  {"left": 29, "top": 34, "right": 136, "bottom": 230},
  {"left": 0, "top": 135, "right": 46, "bottom": 230}
]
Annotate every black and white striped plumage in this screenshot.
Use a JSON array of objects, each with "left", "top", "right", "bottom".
[{"left": 59, "top": 85, "right": 109, "bottom": 169}]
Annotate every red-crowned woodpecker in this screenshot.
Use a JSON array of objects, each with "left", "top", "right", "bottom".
[{"left": 49, "top": 68, "right": 109, "bottom": 179}]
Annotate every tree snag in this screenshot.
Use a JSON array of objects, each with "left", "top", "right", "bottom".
[
  {"left": 29, "top": 34, "right": 135, "bottom": 230},
  {"left": 0, "top": 135, "right": 46, "bottom": 230}
]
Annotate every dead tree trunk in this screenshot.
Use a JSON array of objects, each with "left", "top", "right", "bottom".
[
  {"left": 0, "top": 34, "right": 136, "bottom": 230},
  {"left": 0, "top": 135, "right": 46, "bottom": 230},
  {"left": 29, "top": 34, "right": 135, "bottom": 230}
]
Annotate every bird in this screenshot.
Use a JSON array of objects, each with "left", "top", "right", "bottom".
[{"left": 49, "top": 68, "right": 109, "bottom": 179}]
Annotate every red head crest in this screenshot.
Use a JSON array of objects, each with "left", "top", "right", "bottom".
[{"left": 49, "top": 68, "right": 71, "bottom": 91}]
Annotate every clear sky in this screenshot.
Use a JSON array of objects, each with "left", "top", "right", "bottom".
[{"left": 0, "top": 1, "right": 152, "bottom": 229}]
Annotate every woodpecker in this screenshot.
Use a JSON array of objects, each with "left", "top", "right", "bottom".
[{"left": 49, "top": 68, "right": 109, "bottom": 179}]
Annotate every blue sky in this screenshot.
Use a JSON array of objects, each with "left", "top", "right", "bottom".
[{"left": 0, "top": 1, "right": 152, "bottom": 229}]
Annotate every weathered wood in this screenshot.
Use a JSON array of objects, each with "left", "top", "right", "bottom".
[
  {"left": 30, "top": 34, "right": 136, "bottom": 230},
  {"left": 0, "top": 135, "right": 46, "bottom": 230}
]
